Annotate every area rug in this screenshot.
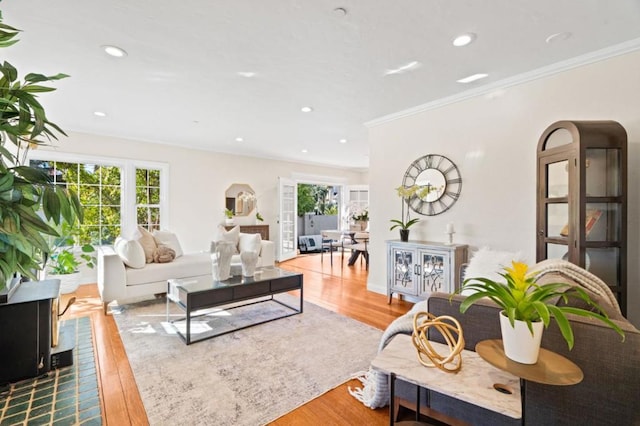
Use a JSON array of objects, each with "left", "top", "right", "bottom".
[{"left": 112, "top": 295, "right": 382, "bottom": 425}]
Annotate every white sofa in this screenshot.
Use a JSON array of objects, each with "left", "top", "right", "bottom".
[{"left": 97, "top": 236, "right": 275, "bottom": 313}]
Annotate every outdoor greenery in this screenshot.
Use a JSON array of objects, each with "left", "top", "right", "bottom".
[
  {"left": 0, "top": 10, "right": 83, "bottom": 288},
  {"left": 297, "top": 184, "right": 338, "bottom": 216},
  {"left": 457, "top": 261, "right": 625, "bottom": 350}
]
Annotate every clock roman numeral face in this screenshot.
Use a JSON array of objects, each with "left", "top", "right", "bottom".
[{"left": 401, "top": 154, "right": 462, "bottom": 216}]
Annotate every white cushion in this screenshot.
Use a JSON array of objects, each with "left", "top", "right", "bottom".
[
  {"left": 125, "top": 252, "right": 212, "bottom": 286},
  {"left": 114, "top": 237, "right": 146, "bottom": 269},
  {"left": 462, "top": 247, "right": 526, "bottom": 295},
  {"left": 153, "top": 230, "right": 184, "bottom": 258},
  {"left": 239, "top": 233, "right": 261, "bottom": 254},
  {"left": 214, "top": 225, "right": 240, "bottom": 254}
]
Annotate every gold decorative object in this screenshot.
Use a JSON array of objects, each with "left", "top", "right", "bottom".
[{"left": 411, "top": 312, "right": 465, "bottom": 373}]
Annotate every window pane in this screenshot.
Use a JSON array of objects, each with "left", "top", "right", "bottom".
[
  {"left": 136, "top": 187, "right": 148, "bottom": 204},
  {"left": 148, "top": 169, "right": 160, "bottom": 186},
  {"left": 102, "top": 226, "right": 121, "bottom": 244},
  {"left": 136, "top": 169, "right": 148, "bottom": 185},
  {"left": 78, "top": 163, "right": 100, "bottom": 185},
  {"left": 101, "top": 206, "right": 120, "bottom": 224},
  {"left": 149, "top": 207, "right": 160, "bottom": 229},
  {"left": 79, "top": 185, "right": 100, "bottom": 205},
  {"left": 100, "top": 166, "right": 121, "bottom": 185},
  {"left": 101, "top": 185, "right": 120, "bottom": 205},
  {"left": 137, "top": 207, "right": 149, "bottom": 226},
  {"left": 149, "top": 187, "right": 160, "bottom": 204}
]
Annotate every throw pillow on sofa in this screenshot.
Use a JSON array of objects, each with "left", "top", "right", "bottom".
[
  {"left": 153, "top": 246, "right": 176, "bottom": 263},
  {"left": 214, "top": 225, "right": 240, "bottom": 254},
  {"left": 137, "top": 226, "right": 157, "bottom": 263},
  {"left": 239, "top": 233, "right": 261, "bottom": 254},
  {"left": 114, "top": 237, "right": 146, "bottom": 269},
  {"left": 153, "top": 229, "right": 184, "bottom": 257}
]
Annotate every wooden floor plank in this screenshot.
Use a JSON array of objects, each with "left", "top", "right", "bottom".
[{"left": 60, "top": 252, "right": 413, "bottom": 425}]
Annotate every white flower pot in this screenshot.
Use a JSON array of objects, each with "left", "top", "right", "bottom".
[
  {"left": 499, "top": 311, "right": 544, "bottom": 364},
  {"left": 46, "top": 271, "right": 81, "bottom": 294}
]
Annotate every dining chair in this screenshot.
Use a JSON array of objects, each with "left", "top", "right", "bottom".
[
  {"left": 321, "top": 230, "right": 348, "bottom": 267},
  {"left": 349, "top": 231, "right": 369, "bottom": 270}
]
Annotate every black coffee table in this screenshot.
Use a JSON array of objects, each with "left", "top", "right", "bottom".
[{"left": 166, "top": 267, "right": 303, "bottom": 345}]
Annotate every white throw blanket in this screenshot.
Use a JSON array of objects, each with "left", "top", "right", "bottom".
[
  {"left": 348, "top": 299, "right": 429, "bottom": 409},
  {"left": 528, "top": 259, "right": 622, "bottom": 315}
]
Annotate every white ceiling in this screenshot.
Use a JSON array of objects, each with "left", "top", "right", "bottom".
[{"left": 3, "top": 1, "right": 640, "bottom": 170}]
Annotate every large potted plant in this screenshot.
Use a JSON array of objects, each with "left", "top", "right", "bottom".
[
  {"left": 457, "top": 261, "right": 625, "bottom": 364},
  {"left": 0, "top": 11, "right": 83, "bottom": 294}
]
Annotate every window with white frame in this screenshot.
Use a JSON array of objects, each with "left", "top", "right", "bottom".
[
  {"left": 29, "top": 154, "right": 168, "bottom": 244},
  {"left": 136, "top": 167, "right": 161, "bottom": 231}
]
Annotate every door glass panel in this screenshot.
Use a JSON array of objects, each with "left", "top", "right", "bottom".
[
  {"left": 393, "top": 249, "right": 413, "bottom": 289},
  {"left": 421, "top": 252, "right": 447, "bottom": 293},
  {"left": 585, "top": 203, "right": 619, "bottom": 242},
  {"left": 586, "top": 248, "right": 619, "bottom": 286},
  {"left": 547, "top": 203, "right": 568, "bottom": 238},
  {"left": 547, "top": 161, "right": 569, "bottom": 197},
  {"left": 586, "top": 149, "right": 620, "bottom": 197},
  {"left": 546, "top": 243, "right": 567, "bottom": 261}
]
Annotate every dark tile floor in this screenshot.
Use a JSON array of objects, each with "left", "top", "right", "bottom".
[{"left": 0, "top": 317, "right": 102, "bottom": 425}]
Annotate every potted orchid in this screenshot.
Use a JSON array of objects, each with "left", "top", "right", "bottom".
[{"left": 389, "top": 186, "right": 420, "bottom": 241}]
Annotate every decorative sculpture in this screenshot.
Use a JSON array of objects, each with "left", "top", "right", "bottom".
[
  {"left": 240, "top": 250, "right": 259, "bottom": 277},
  {"left": 211, "top": 241, "right": 235, "bottom": 281},
  {"left": 411, "top": 311, "right": 464, "bottom": 373}
]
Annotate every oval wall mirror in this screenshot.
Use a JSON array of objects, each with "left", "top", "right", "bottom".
[{"left": 225, "top": 183, "right": 255, "bottom": 216}]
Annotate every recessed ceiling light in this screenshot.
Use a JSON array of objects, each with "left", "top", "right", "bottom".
[
  {"left": 102, "top": 45, "right": 127, "bottom": 58},
  {"left": 237, "top": 71, "right": 256, "bottom": 78},
  {"left": 93, "top": 111, "right": 107, "bottom": 117},
  {"left": 301, "top": 106, "right": 313, "bottom": 113},
  {"left": 301, "top": 149, "right": 308, "bottom": 153},
  {"left": 385, "top": 61, "right": 421, "bottom": 76},
  {"left": 545, "top": 32, "right": 572, "bottom": 44},
  {"left": 453, "top": 33, "right": 476, "bottom": 47},
  {"left": 339, "top": 139, "right": 347, "bottom": 144},
  {"left": 333, "top": 7, "right": 348, "bottom": 17},
  {"left": 457, "top": 73, "right": 488, "bottom": 83},
  {"left": 235, "top": 137, "right": 244, "bottom": 142}
]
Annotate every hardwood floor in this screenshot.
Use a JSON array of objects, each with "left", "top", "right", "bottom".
[{"left": 60, "top": 253, "right": 413, "bottom": 425}]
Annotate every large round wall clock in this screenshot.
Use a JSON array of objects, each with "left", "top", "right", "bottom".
[{"left": 402, "top": 154, "right": 462, "bottom": 216}]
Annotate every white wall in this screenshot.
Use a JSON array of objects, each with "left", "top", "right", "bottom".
[
  {"left": 367, "top": 49, "right": 640, "bottom": 327},
  {"left": 38, "top": 133, "right": 366, "bottom": 254}
]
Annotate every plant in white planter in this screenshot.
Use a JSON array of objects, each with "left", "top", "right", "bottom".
[
  {"left": 457, "top": 261, "right": 625, "bottom": 364},
  {"left": 224, "top": 208, "right": 234, "bottom": 225},
  {"left": 45, "top": 223, "right": 96, "bottom": 294}
]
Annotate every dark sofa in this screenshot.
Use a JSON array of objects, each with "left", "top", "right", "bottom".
[{"left": 395, "top": 292, "right": 640, "bottom": 426}]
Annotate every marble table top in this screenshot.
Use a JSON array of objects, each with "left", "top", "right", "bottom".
[{"left": 371, "top": 334, "right": 521, "bottom": 419}]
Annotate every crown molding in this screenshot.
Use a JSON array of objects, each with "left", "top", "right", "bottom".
[{"left": 365, "top": 37, "right": 640, "bottom": 128}]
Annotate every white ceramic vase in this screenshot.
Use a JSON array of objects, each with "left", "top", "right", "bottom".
[
  {"left": 240, "top": 250, "right": 259, "bottom": 277},
  {"left": 211, "top": 241, "right": 235, "bottom": 281},
  {"left": 499, "top": 311, "right": 544, "bottom": 364}
]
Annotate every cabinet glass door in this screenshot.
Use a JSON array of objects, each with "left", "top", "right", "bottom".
[
  {"left": 419, "top": 252, "right": 449, "bottom": 294},
  {"left": 538, "top": 157, "right": 572, "bottom": 262},
  {"left": 391, "top": 248, "right": 416, "bottom": 294}
]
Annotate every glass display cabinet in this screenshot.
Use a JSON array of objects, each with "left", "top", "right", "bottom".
[{"left": 536, "top": 120, "right": 627, "bottom": 315}]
